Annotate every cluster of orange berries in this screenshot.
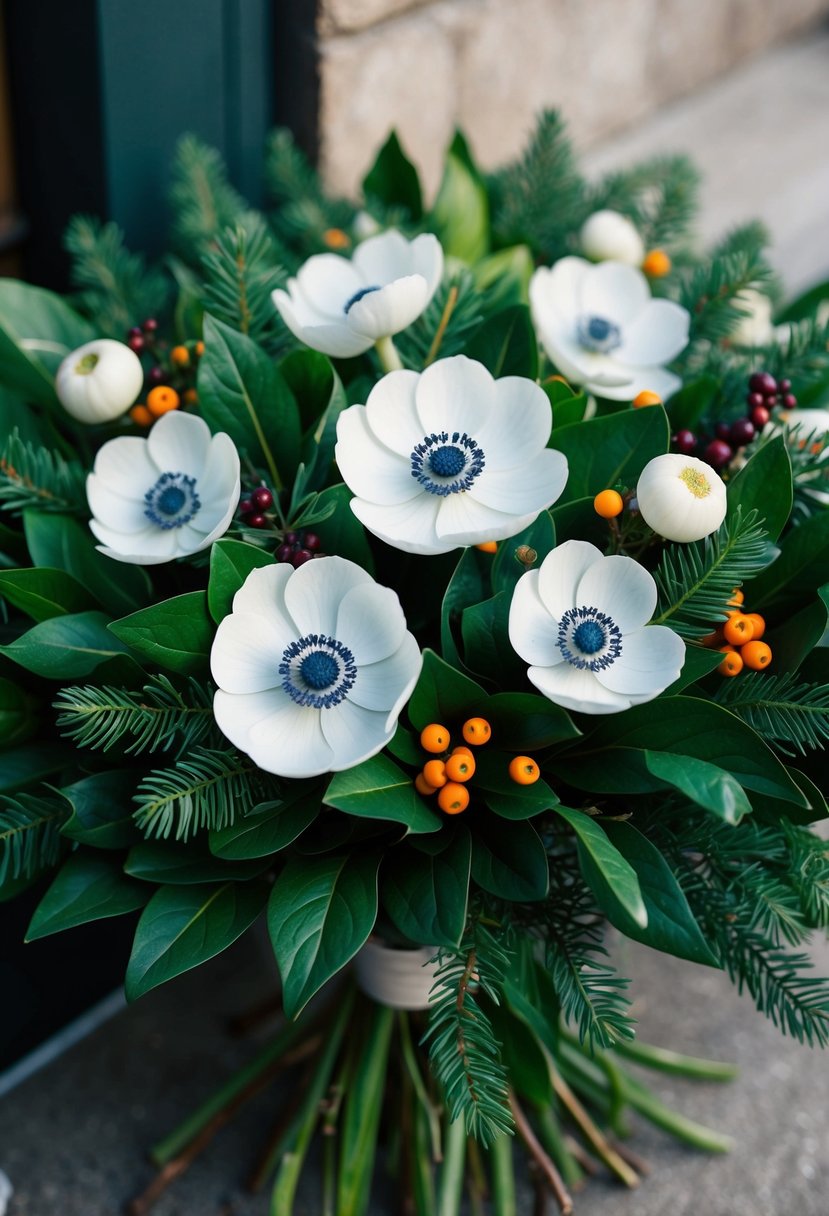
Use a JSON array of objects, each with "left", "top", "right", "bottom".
[
  {"left": 129, "top": 341, "right": 204, "bottom": 428},
  {"left": 415, "top": 718, "right": 540, "bottom": 815},
  {"left": 703, "top": 589, "right": 772, "bottom": 677}
]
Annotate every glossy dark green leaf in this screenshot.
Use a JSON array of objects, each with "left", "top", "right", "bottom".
[
  {"left": 485, "top": 691, "right": 580, "bottom": 749},
  {"left": 764, "top": 585, "right": 829, "bottom": 674},
  {"left": 0, "top": 566, "right": 96, "bottom": 622},
  {"left": 554, "top": 805, "right": 646, "bottom": 928},
  {"left": 470, "top": 812, "right": 549, "bottom": 901},
  {"left": 662, "top": 643, "right": 723, "bottom": 693},
  {"left": 465, "top": 305, "right": 538, "bottom": 379},
  {"left": 749, "top": 509, "right": 829, "bottom": 618},
  {"left": 382, "top": 828, "right": 471, "bottom": 947},
  {"left": 126, "top": 880, "right": 268, "bottom": 1000},
  {"left": 644, "top": 750, "right": 752, "bottom": 823},
  {"left": 0, "top": 677, "right": 36, "bottom": 746},
  {"left": 268, "top": 851, "right": 380, "bottom": 1017},
  {"left": 60, "top": 770, "right": 141, "bottom": 849},
  {"left": 294, "top": 368, "right": 349, "bottom": 497},
  {"left": 440, "top": 546, "right": 491, "bottom": 667},
  {"left": 470, "top": 245, "right": 533, "bottom": 311},
  {"left": 428, "top": 132, "right": 489, "bottom": 264},
  {"left": 776, "top": 279, "right": 829, "bottom": 324},
  {"left": 109, "top": 592, "right": 213, "bottom": 674},
  {"left": 209, "top": 791, "right": 320, "bottom": 858},
  {"left": 461, "top": 592, "right": 524, "bottom": 685},
  {"left": 27, "top": 852, "right": 148, "bottom": 940},
  {"left": 407, "top": 649, "right": 487, "bottom": 733},
  {"left": 23, "top": 511, "right": 151, "bottom": 616},
  {"left": 125, "top": 840, "right": 270, "bottom": 884},
  {"left": 0, "top": 744, "right": 75, "bottom": 794},
  {"left": 473, "top": 749, "right": 559, "bottom": 820},
  {"left": 0, "top": 279, "right": 95, "bottom": 406},
  {"left": 549, "top": 495, "right": 608, "bottom": 547},
  {"left": 0, "top": 611, "right": 133, "bottom": 678},
  {"left": 207, "top": 539, "right": 274, "bottom": 624},
  {"left": 549, "top": 406, "right": 670, "bottom": 504},
  {"left": 664, "top": 375, "right": 718, "bottom": 433},
  {"left": 312, "top": 482, "right": 375, "bottom": 574},
  {"left": 324, "top": 754, "right": 441, "bottom": 834},
  {"left": 362, "top": 130, "right": 422, "bottom": 220},
  {"left": 386, "top": 724, "right": 423, "bottom": 768},
  {"left": 491, "top": 513, "right": 556, "bottom": 595},
  {"left": 726, "top": 435, "right": 792, "bottom": 542}
]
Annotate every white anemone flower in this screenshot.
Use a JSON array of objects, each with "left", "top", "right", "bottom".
[
  {"left": 211, "top": 557, "right": 422, "bottom": 779},
  {"left": 529, "top": 257, "right": 690, "bottom": 401},
  {"left": 86, "top": 410, "right": 240, "bottom": 564},
  {"left": 636, "top": 454, "right": 727, "bottom": 543},
  {"left": 509, "top": 539, "right": 684, "bottom": 715},
  {"left": 334, "top": 355, "right": 569, "bottom": 556},
  {"left": 580, "top": 210, "right": 645, "bottom": 267},
  {"left": 272, "top": 229, "right": 443, "bottom": 359}
]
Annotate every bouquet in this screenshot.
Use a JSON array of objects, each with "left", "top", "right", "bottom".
[{"left": 2, "top": 113, "right": 829, "bottom": 1214}]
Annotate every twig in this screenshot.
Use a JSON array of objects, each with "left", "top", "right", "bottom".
[
  {"left": 424, "top": 286, "right": 459, "bottom": 367},
  {"left": 608, "top": 1140, "right": 652, "bottom": 1176},
  {"left": 509, "top": 1090, "right": 573, "bottom": 1215},
  {"left": 550, "top": 1069, "right": 640, "bottom": 1189}
]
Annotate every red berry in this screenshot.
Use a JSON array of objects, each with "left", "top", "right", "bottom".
[
  {"left": 747, "top": 392, "right": 764, "bottom": 409},
  {"left": 705, "top": 439, "right": 733, "bottom": 469},
  {"left": 142, "top": 318, "right": 159, "bottom": 333},
  {"left": 149, "top": 365, "right": 164, "bottom": 384},
  {"left": 749, "top": 372, "right": 777, "bottom": 395},
  {"left": 730, "top": 418, "right": 756, "bottom": 446},
  {"left": 292, "top": 549, "right": 314, "bottom": 567},
  {"left": 127, "top": 334, "right": 145, "bottom": 353},
  {"left": 751, "top": 405, "right": 770, "bottom": 428},
  {"left": 239, "top": 498, "right": 253, "bottom": 514},
  {"left": 715, "top": 421, "right": 731, "bottom": 441},
  {"left": 780, "top": 378, "right": 791, "bottom": 392},
  {"left": 252, "top": 487, "right": 273, "bottom": 511},
  {"left": 766, "top": 395, "right": 778, "bottom": 408},
  {"left": 276, "top": 543, "right": 293, "bottom": 562},
  {"left": 284, "top": 531, "right": 298, "bottom": 545},
  {"left": 303, "top": 532, "right": 321, "bottom": 552},
  {"left": 128, "top": 326, "right": 143, "bottom": 339},
  {"left": 783, "top": 394, "right": 798, "bottom": 409},
  {"left": 247, "top": 513, "right": 268, "bottom": 529},
  {"left": 674, "top": 429, "right": 697, "bottom": 454}
]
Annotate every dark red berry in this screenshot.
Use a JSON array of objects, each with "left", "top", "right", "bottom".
[
  {"left": 276, "top": 543, "right": 293, "bottom": 562},
  {"left": 730, "top": 418, "right": 756, "bottom": 446},
  {"left": 749, "top": 372, "right": 777, "bottom": 396},
  {"left": 715, "top": 421, "right": 731, "bottom": 441},
  {"left": 148, "top": 365, "right": 164, "bottom": 384},
  {"left": 239, "top": 498, "right": 253, "bottom": 515},
  {"left": 705, "top": 439, "right": 733, "bottom": 469},
  {"left": 783, "top": 394, "right": 798, "bottom": 409},
  {"left": 128, "top": 326, "right": 143, "bottom": 339},
  {"left": 127, "top": 334, "right": 145, "bottom": 354},
  {"left": 292, "top": 549, "right": 314, "bottom": 567},
  {"left": 284, "top": 531, "right": 298, "bottom": 545},
  {"left": 303, "top": 532, "right": 321, "bottom": 552},
  {"left": 751, "top": 405, "right": 770, "bottom": 428},
  {"left": 780, "top": 379, "right": 791, "bottom": 392},
  {"left": 747, "top": 392, "right": 764, "bottom": 409},
  {"left": 766, "top": 395, "right": 778, "bottom": 408},
  {"left": 252, "top": 487, "right": 273, "bottom": 511},
  {"left": 674, "top": 429, "right": 697, "bottom": 455},
  {"left": 247, "top": 513, "right": 268, "bottom": 529},
  {"left": 142, "top": 318, "right": 159, "bottom": 333}
]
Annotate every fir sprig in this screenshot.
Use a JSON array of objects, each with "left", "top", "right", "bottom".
[
  {"left": 652, "top": 508, "right": 771, "bottom": 639},
  {"left": 675, "top": 224, "right": 775, "bottom": 352},
  {"left": 200, "top": 215, "right": 288, "bottom": 351},
  {"left": 0, "top": 790, "right": 69, "bottom": 886},
  {"left": 396, "top": 271, "right": 483, "bottom": 369},
  {"left": 0, "top": 430, "right": 88, "bottom": 517},
  {"left": 54, "top": 675, "right": 215, "bottom": 757},
  {"left": 265, "top": 128, "right": 356, "bottom": 267},
  {"left": 169, "top": 135, "right": 249, "bottom": 260},
  {"left": 64, "top": 216, "right": 170, "bottom": 337},
  {"left": 591, "top": 155, "right": 700, "bottom": 249},
  {"left": 715, "top": 672, "right": 829, "bottom": 757},
  {"left": 784, "top": 824, "right": 829, "bottom": 931}
]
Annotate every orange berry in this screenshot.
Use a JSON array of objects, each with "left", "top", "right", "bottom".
[
  {"left": 420, "top": 724, "right": 450, "bottom": 754},
  {"left": 743, "top": 612, "right": 766, "bottom": 640},
  {"left": 129, "top": 404, "right": 152, "bottom": 427},
  {"left": 415, "top": 773, "right": 437, "bottom": 796},
  {"left": 462, "top": 717, "right": 491, "bottom": 746},
  {"left": 593, "top": 489, "right": 624, "bottom": 518},
  {"left": 323, "top": 227, "right": 350, "bottom": 250},
  {"left": 728, "top": 588, "right": 745, "bottom": 606},
  {"left": 452, "top": 745, "right": 474, "bottom": 758},
  {"left": 423, "top": 759, "right": 448, "bottom": 789},
  {"left": 475, "top": 541, "right": 498, "bottom": 553},
  {"left": 147, "top": 385, "right": 181, "bottom": 416},
  {"left": 723, "top": 614, "right": 754, "bottom": 646},
  {"left": 632, "top": 390, "right": 663, "bottom": 409},
  {"left": 195, "top": 340, "right": 205, "bottom": 357},
  {"left": 700, "top": 626, "right": 726, "bottom": 648},
  {"left": 642, "top": 249, "right": 672, "bottom": 278},
  {"left": 445, "top": 752, "right": 476, "bottom": 782},
  {"left": 718, "top": 649, "right": 743, "bottom": 677},
  {"left": 508, "top": 756, "right": 540, "bottom": 785},
  {"left": 741, "top": 640, "right": 772, "bottom": 670},
  {"left": 171, "top": 344, "right": 190, "bottom": 367},
  {"left": 438, "top": 782, "right": 470, "bottom": 814},
  {"left": 183, "top": 387, "right": 199, "bottom": 406}
]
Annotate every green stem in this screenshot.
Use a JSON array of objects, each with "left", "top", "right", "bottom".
[
  {"left": 532, "top": 1107, "right": 583, "bottom": 1191},
  {"left": 622, "top": 1074, "right": 735, "bottom": 1154},
  {"left": 613, "top": 1038, "right": 739, "bottom": 1081},
  {"left": 410, "top": 1078, "right": 438, "bottom": 1216},
  {"left": 398, "top": 1011, "right": 443, "bottom": 1162},
  {"left": 437, "top": 1117, "right": 467, "bottom": 1216},
  {"left": 336, "top": 999, "right": 396, "bottom": 1216},
  {"left": 466, "top": 1137, "right": 488, "bottom": 1216},
  {"left": 489, "top": 1133, "right": 517, "bottom": 1216},
  {"left": 375, "top": 335, "right": 403, "bottom": 372}
]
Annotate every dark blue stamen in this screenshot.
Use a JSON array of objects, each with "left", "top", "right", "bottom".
[
  {"left": 157, "top": 486, "right": 186, "bottom": 516},
  {"left": 279, "top": 633, "right": 357, "bottom": 709},
  {"left": 144, "top": 472, "right": 201, "bottom": 530},
  {"left": 410, "top": 431, "right": 485, "bottom": 497},
  {"left": 344, "top": 285, "right": 380, "bottom": 314},
  {"left": 577, "top": 314, "right": 622, "bottom": 354},
  {"left": 299, "top": 651, "right": 339, "bottom": 690},
  {"left": 573, "top": 620, "right": 605, "bottom": 655},
  {"left": 558, "top": 605, "right": 623, "bottom": 672}
]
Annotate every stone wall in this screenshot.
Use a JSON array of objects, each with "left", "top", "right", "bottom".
[{"left": 316, "top": 0, "right": 829, "bottom": 197}]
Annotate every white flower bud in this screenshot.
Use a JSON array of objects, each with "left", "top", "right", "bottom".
[
  {"left": 636, "top": 454, "right": 727, "bottom": 543},
  {"left": 732, "top": 289, "right": 774, "bottom": 347},
  {"left": 580, "top": 210, "right": 645, "bottom": 267},
  {"left": 56, "top": 339, "right": 144, "bottom": 424}
]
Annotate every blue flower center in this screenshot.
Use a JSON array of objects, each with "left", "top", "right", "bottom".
[
  {"left": 411, "top": 432, "right": 485, "bottom": 497},
  {"left": 344, "top": 285, "right": 380, "bottom": 314},
  {"left": 558, "top": 605, "right": 623, "bottom": 672},
  {"left": 280, "top": 634, "right": 357, "bottom": 709},
  {"left": 144, "top": 472, "right": 201, "bottom": 530},
  {"left": 577, "top": 314, "right": 622, "bottom": 354}
]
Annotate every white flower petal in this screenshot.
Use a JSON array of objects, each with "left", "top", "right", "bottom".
[
  {"left": 472, "top": 449, "right": 567, "bottom": 515},
  {"left": 346, "top": 275, "right": 430, "bottom": 339},
  {"left": 530, "top": 259, "right": 591, "bottom": 329},
  {"left": 336, "top": 582, "right": 407, "bottom": 665},
  {"left": 347, "top": 632, "right": 422, "bottom": 715},
  {"left": 210, "top": 611, "right": 291, "bottom": 694},
  {"left": 591, "top": 363, "right": 681, "bottom": 402},
  {"left": 408, "top": 233, "right": 444, "bottom": 296},
  {"left": 86, "top": 474, "right": 148, "bottom": 533},
  {"left": 579, "top": 262, "right": 650, "bottom": 328},
  {"left": 536, "top": 327, "right": 633, "bottom": 389},
  {"left": 435, "top": 493, "right": 518, "bottom": 545},
  {"left": 576, "top": 554, "right": 657, "bottom": 633},
  {"left": 595, "top": 625, "right": 684, "bottom": 695},
  {"left": 475, "top": 376, "right": 553, "bottom": 470},
  {"left": 508, "top": 571, "right": 565, "bottom": 667},
  {"left": 230, "top": 563, "right": 296, "bottom": 623},
  {"left": 615, "top": 299, "right": 690, "bottom": 367},
  {"left": 284, "top": 554, "right": 372, "bottom": 637},
  {"left": 528, "top": 661, "right": 633, "bottom": 714},
  {"left": 364, "top": 369, "right": 423, "bottom": 456},
  {"left": 92, "top": 434, "right": 159, "bottom": 490},
  {"left": 272, "top": 290, "right": 374, "bottom": 358},
  {"left": 320, "top": 697, "right": 392, "bottom": 771},
  {"left": 537, "top": 540, "right": 603, "bottom": 619},
  {"left": 211, "top": 687, "right": 292, "bottom": 754},
  {"left": 415, "top": 356, "right": 494, "bottom": 440},
  {"left": 351, "top": 494, "right": 443, "bottom": 555},
  {"left": 246, "top": 695, "right": 334, "bottom": 778},
  {"left": 352, "top": 229, "right": 417, "bottom": 283},
  {"left": 147, "top": 411, "right": 212, "bottom": 480},
  {"left": 335, "top": 406, "right": 420, "bottom": 505},
  {"left": 296, "top": 253, "right": 363, "bottom": 316},
  {"left": 89, "top": 521, "right": 181, "bottom": 564}
]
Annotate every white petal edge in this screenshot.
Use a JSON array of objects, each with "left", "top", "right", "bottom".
[
  {"left": 472, "top": 449, "right": 568, "bottom": 515},
  {"left": 508, "top": 571, "right": 565, "bottom": 668},
  {"left": 320, "top": 697, "right": 395, "bottom": 771},
  {"left": 528, "top": 661, "right": 634, "bottom": 714},
  {"left": 537, "top": 540, "right": 603, "bottom": 620},
  {"left": 347, "top": 632, "right": 422, "bottom": 719},
  {"left": 350, "top": 493, "right": 443, "bottom": 555},
  {"left": 576, "top": 553, "right": 657, "bottom": 633},
  {"left": 335, "top": 406, "right": 420, "bottom": 506},
  {"left": 336, "top": 581, "right": 408, "bottom": 665},
  {"left": 347, "top": 275, "right": 430, "bottom": 339},
  {"left": 284, "top": 555, "right": 373, "bottom": 637},
  {"left": 594, "top": 624, "right": 684, "bottom": 695},
  {"left": 415, "top": 355, "right": 495, "bottom": 442}
]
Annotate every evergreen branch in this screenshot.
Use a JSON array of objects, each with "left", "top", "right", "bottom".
[
  {"left": 715, "top": 672, "right": 829, "bottom": 757},
  {"left": 424, "top": 919, "right": 514, "bottom": 1146},
  {"left": 397, "top": 271, "right": 483, "bottom": 368},
  {"left": 652, "top": 508, "right": 771, "bottom": 639},
  {"left": 0, "top": 790, "right": 69, "bottom": 886},
  {"left": 200, "top": 215, "right": 288, "bottom": 351},
  {"left": 590, "top": 155, "right": 700, "bottom": 249},
  {"left": 264, "top": 128, "right": 356, "bottom": 267},
  {"left": 169, "top": 135, "right": 249, "bottom": 261},
  {"left": 64, "top": 215, "right": 170, "bottom": 337},
  {"left": 54, "top": 674, "right": 215, "bottom": 757},
  {"left": 675, "top": 227, "right": 774, "bottom": 349},
  {"left": 783, "top": 824, "right": 829, "bottom": 932},
  {"left": 134, "top": 745, "right": 278, "bottom": 841},
  {"left": 0, "top": 429, "right": 88, "bottom": 517}
]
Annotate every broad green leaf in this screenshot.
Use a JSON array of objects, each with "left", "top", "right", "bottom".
[
  {"left": 268, "top": 852, "right": 380, "bottom": 1017},
  {"left": 280, "top": 348, "right": 337, "bottom": 436},
  {"left": 362, "top": 130, "right": 422, "bottom": 220},
  {"left": 0, "top": 610, "right": 133, "bottom": 678},
  {"left": 324, "top": 754, "right": 441, "bottom": 835},
  {"left": 491, "top": 512, "right": 556, "bottom": 595},
  {"left": 461, "top": 593, "right": 524, "bottom": 686},
  {"left": 465, "top": 305, "right": 538, "bottom": 379},
  {"left": 207, "top": 539, "right": 273, "bottom": 624},
  {"left": 294, "top": 366, "right": 349, "bottom": 497},
  {"left": 312, "top": 482, "right": 375, "bottom": 574},
  {"left": 60, "top": 770, "right": 140, "bottom": 849},
  {"left": 488, "top": 1001, "right": 552, "bottom": 1106},
  {"left": 0, "top": 279, "right": 95, "bottom": 406},
  {"left": 428, "top": 132, "right": 489, "bottom": 264},
  {"left": 382, "top": 828, "right": 471, "bottom": 947},
  {"left": 441, "top": 546, "right": 490, "bottom": 667},
  {"left": 470, "top": 245, "right": 533, "bottom": 311},
  {"left": 662, "top": 643, "right": 723, "bottom": 694},
  {"left": 109, "top": 592, "right": 213, "bottom": 674},
  {"left": 727, "top": 435, "right": 792, "bottom": 541},
  {"left": 0, "top": 743, "right": 75, "bottom": 793},
  {"left": 473, "top": 749, "right": 559, "bottom": 820},
  {"left": 0, "top": 567, "right": 96, "bottom": 622},
  {"left": 749, "top": 509, "right": 829, "bottom": 618},
  {"left": 749, "top": 766, "right": 829, "bottom": 827},
  {"left": 23, "top": 511, "right": 151, "bottom": 616},
  {"left": 407, "top": 649, "right": 487, "bottom": 733},
  {"left": 470, "top": 812, "right": 549, "bottom": 901},
  {"left": 644, "top": 750, "right": 752, "bottom": 824},
  {"left": 386, "top": 724, "right": 423, "bottom": 768},
  {"left": 549, "top": 406, "right": 670, "bottom": 504},
  {"left": 550, "top": 495, "right": 608, "bottom": 547},
  {"left": 0, "top": 677, "right": 36, "bottom": 746},
  {"left": 209, "top": 791, "right": 320, "bottom": 858},
  {"left": 125, "top": 840, "right": 269, "bottom": 884},
  {"left": 27, "top": 852, "right": 148, "bottom": 940},
  {"left": 126, "top": 880, "right": 268, "bottom": 1000},
  {"left": 545, "top": 377, "right": 589, "bottom": 430},
  {"left": 485, "top": 692, "right": 580, "bottom": 750},
  {"left": 764, "top": 584, "right": 829, "bottom": 674},
  {"left": 776, "top": 279, "right": 829, "bottom": 324},
  {"left": 554, "top": 805, "right": 646, "bottom": 928},
  {"left": 664, "top": 375, "right": 718, "bottom": 433}
]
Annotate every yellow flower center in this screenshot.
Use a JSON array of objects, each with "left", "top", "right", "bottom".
[{"left": 679, "top": 466, "right": 711, "bottom": 499}]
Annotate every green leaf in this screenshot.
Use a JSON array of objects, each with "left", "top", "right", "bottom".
[
  {"left": 294, "top": 365, "right": 349, "bottom": 497},
  {"left": 0, "top": 678, "right": 36, "bottom": 747},
  {"left": 664, "top": 375, "right": 718, "bottom": 433},
  {"left": 549, "top": 406, "right": 670, "bottom": 504},
  {"left": 324, "top": 754, "right": 441, "bottom": 835},
  {"left": 312, "top": 482, "right": 375, "bottom": 574},
  {"left": 470, "top": 245, "right": 533, "bottom": 311},
  {"left": 461, "top": 592, "right": 523, "bottom": 685},
  {"left": 662, "top": 643, "right": 723, "bottom": 694},
  {"left": 0, "top": 611, "right": 133, "bottom": 678},
  {"left": 125, "top": 880, "right": 268, "bottom": 1000},
  {"left": 644, "top": 750, "right": 752, "bottom": 824},
  {"left": 23, "top": 511, "right": 151, "bottom": 616},
  {"left": 465, "top": 305, "right": 537, "bottom": 379},
  {"left": 0, "top": 566, "right": 96, "bottom": 622},
  {"left": 407, "top": 649, "right": 487, "bottom": 732},
  {"left": 491, "top": 512, "right": 555, "bottom": 595},
  {"left": 362, "top": 130, "right": 422, "bottom": 220},
  {"left": 208, "top": 790, "right": 320, "bottom": 858},
  {"left": 26, "top": 852, "right": 148, "bottom": 940},
  {"left": 125, "top": 840, "right": 268, "bottom": 884},
  {"left": 470, "top": 812, "right": 549, "bottom": 900},
  {"left": 440, "top": 547, "right": 490, "bottom": 667},
  {"left": 207, "top": 539, "right": 273, "bottom": 624},
  {"left": 0, "top": 744, "right": 74, "bottom": 793},
  {"left": 592, "top": 822, "right": 718, "bottom": 966},
  {"left": 428, "top": 132, "right": 489, "bottom": 264},
  {"left": 473, "top": 750, "right": 559, "bottom": 820},
  {"left": 554, "top": 805, "right": 647, "bottom": 929},
  {"left": 776, "top": 278, "right": 829, "bottom": 324},
  {"left": 727, "top": 435, "right": 792, "bottom": 541},
  {"left": 268, "top": 852, "right": 380, "bottom": 1017},
  {"left": 382, "top": 828, "right": 471, "bottom": 947},
  {"left": 749, "top": 510, "right": 829, "bottom": 618},
  {"left": 109, "top": 592, "right": 213, "bottom": 674},
  {"left": 197, "top": 314, "right": 301, "bottom": 492},
  {"left": 0, "top": 279, "right": 95, "bottom": 406},
  {"left": 549, "top": 495, "right": 608, "bottom": 548},
  {"left": 764, "top": 586, "right": 829, "bottom": 674},
  {"left": 60, "top": 770, "right": 141, "bottom": 849}
]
